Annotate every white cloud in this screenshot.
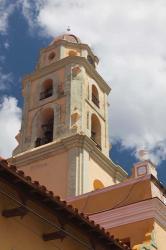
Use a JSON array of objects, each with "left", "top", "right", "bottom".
[
  {"left": 0, "top": 68, "right": 12, "bottom": 90},
  {"left": 5, "top": 0, "right": 166, "bottom": 164},
  {"left": 0, "top": 96, "right": 21, "bottom": 158},
  {"left": 0, "top": 0, "right": 15, "bottom": 33},
  {"left": 17, "top": 0, "right": 44, "bottom": 32}
]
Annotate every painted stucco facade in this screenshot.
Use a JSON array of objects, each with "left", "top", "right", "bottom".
[
  {"left": 68, "top": 162, "right": 166, "bottom": 249},
  {"left": 0, "top": 159, "right": 127, "bottom": 250},
  {"left": 9, "top": 33, "right": 165, "bottom": 249},
  {"left": 11, "top": 33, "right": 127, "bottom": 198}
]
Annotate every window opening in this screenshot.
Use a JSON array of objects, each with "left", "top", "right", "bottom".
[
  {"left": 68, "top": 50, "right": 77, "bottom": 56},
  {"left": 87, "top": 55, "right": 95, "bottom": 68},
  {"left": 91, "top": 114, "right": 101, "bottom": 150},
  {"left": 40, "top": 79, "right": 53, "bottom": 100},
  {"left": 92, "top": 85, "right": 99, "bottom": 108},
  {"left": 48, "top": 51, "right": 56, "bottom": 61},
  {"left": 35, "top": 108, "right": 54, "bottom": 147}
]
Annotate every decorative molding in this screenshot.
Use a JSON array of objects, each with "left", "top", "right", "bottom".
[
  {"left": 23, "top": 56, "right": 111, "bottom": 95},
  {"left": 89, "top": 197, "right": 166, "bottom": 229},
  {"left": 40, "top": 39, "right": 98, "bottom": 63},
  {"left": 62, "top": 135, "right": 127, "bottom": 180},
  {"left": 133, "top": 230, "right": 157, "bottom": 250},
  {"left": 28, "top": 94, "right": 66, "bottom": 112},
  {"left": 10, "top": 134, "right": 127, "bottom": 180},
  {"left": 67, "top": 147, "right": 90, "bottom": 196},
  {"left": 151, "top": 181, "right": 166, "bottom": 206}
]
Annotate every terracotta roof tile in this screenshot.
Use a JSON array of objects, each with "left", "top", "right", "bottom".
[{"left": 0, "top": 158, "right": 131, "bottom": 250}]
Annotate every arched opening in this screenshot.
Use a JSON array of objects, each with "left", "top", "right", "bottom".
[
  {"left": 40, "top": 79, "right": 53, "bottom": 100},
  {"left": 87, "top": 55, "right": 95, "bottom": 68},
  {"left": 91, "top": 114, "right": 101, "bottom": 150},
  {"left": 35, "top": 108, "right": 54, "bottom": 147},
  {"left": 48, "top": 51, "right": 56, "bottom": 61},
  {"left": 93, "top": 179, "right": 104, "bottom": 190},
  {"left": 92, "top": 85, "right": 99, "bottom": 107},
  {"left": 68, "top": 50, "right": 77, "bottom": 56}
]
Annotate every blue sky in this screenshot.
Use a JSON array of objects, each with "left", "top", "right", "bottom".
[{"left": 0, "top": 0, "right": 166, "bottom": 184}]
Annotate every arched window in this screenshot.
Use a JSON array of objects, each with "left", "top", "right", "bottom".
[
  {"left": 35, "top": 108, "right": 54, "bottom": 147},
  {"left": 68, "top": 50, "right": 77, "bottom": 56},
  {"left": 40, "top": 79, "right": 53, "bottom": 100},
  {"left": 93, "top": 179, "right": 104, "bottom": 190},
  {"left": 48, "top": 51, "right": 56, "bottom": 61},
  {"left": 92, "top": 85, "right": 99, "bottom": 107},
  {"left": 91, "top": 114, "right": 101, "bottom": 150},
  {"left": 87, "top": 55, "right": 95, "bottom": 68}
]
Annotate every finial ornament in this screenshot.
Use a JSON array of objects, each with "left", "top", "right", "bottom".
[
  {"left": 138, "top": 148, "right": 149, "bottom": 161},
  {"left": 67, "top": 26, "right": 71, "bottom": 32}
]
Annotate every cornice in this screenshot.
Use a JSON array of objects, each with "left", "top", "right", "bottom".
[
  {"left": 22, "top": 56, "right": 111, "bottom": 95},
  {"left": 29, "top": 94, "right": 66, "bottom": 112},
  {"left": 11, "top": 134, "right": 127, "bottom": 180},
  {"left": 89, "top": 197, "right": 166, "bottom": 230},
  {"left": 151, "top": 174, "right": 166, "bottom": 195},
  {"left": 41, "top": 40, "right": 98, "bottom": 62},
  {"left": 11, "top": 139, "right": 66, "bottom": 167},
  {"left": 61, "top": 134, "right": 127, "bottom": 179}
]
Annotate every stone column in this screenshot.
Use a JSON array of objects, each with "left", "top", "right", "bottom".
[{"left": 53, "top": 104, "right": 61, "bottom": 140}]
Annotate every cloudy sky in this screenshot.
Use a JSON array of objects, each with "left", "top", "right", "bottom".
[{"left": 0, "top": 0, "right": 166, "bottom": 182}]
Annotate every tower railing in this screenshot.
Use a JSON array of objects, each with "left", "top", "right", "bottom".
[
  {"left": 40, "top": 88, "right": 53, "bottom": 100},
  {"left": 35, "top": 120, "right": 53, "bottom": 147},
  {"left": 91, "top": 131, "right": 101, "bottom": 150},
  {"left": 92, "top": 94, "right": 100, "bottom": 108}
]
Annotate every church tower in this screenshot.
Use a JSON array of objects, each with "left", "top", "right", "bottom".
[{"left": 11, "top": 34, "right": 127, "bottom": 198}]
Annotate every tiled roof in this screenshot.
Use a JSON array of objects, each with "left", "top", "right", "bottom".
[{"left": 0, "top": 158, "right": 130, "bottom": 250}]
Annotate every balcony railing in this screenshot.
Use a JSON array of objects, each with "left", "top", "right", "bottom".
[
  {"left": 92, "top": 94, "right": 99, "bottom": 108},
  {"left": 35, "top": 121, "right": 53, "bottom": 147},
  {"left": 40, "top": 88, "right": 53, "bottom": 100},
  {"left": 35, "top": 136, "right": 52, "bottom": 147},
  {"left": 96, "top": 143, "right": 101, "bottom": 150},
  {"left": 91, "top": 131, "right": 101, "bottom": 150},
  {"left": 91, "top": 131, "right": 96, "bottom": 141},
  {"left": 41, "top": 122, "right": 53, "bottom": 132}
]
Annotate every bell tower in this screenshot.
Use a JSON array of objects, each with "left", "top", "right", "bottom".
[{"left": 11, "top": 34, "right": 127, "bottom": 198}]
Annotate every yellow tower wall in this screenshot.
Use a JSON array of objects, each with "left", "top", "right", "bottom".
[
  {"left": 89, "top": 156, "right": 115, "bottom": 190},
  {"left": 154, "top": 222, "right": 166, "bottom": 250},
  {"left": 14, "top": 150, "right": 69, "bottom": 198}
]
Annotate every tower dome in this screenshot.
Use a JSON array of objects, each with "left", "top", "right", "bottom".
[{"left": 50, "top": 34, "right": 81, "bottom": 45}]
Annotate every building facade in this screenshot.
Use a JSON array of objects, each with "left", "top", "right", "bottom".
[
  {"left": 11, "top": 33, "right": 127, "bottom": 198},
  {"left": 0, "top": 158, "right": 128, "bottom": 250},
  {"left": 69, "top": 160, "right": 166, "bottom": 249},
  {"left": 10, "top": 33, "right": 166, "bottom": 249}
]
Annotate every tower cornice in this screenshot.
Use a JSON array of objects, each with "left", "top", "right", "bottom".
[
  {"left": 11, "top": 134, "right": 127, "bottom": 182},
  {"left": 41, "top": 40, "right": 99, "bottom": 64},
  {"left": 22, "top": 56, "right": 111, "bottom": 95}
]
